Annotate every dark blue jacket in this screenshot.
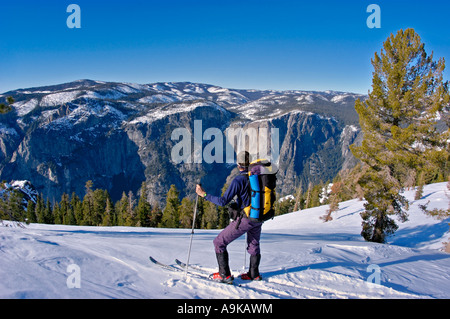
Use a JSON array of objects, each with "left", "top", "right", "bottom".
[{"left": 205, "top": 170, "right": 250, "bottom": 210}]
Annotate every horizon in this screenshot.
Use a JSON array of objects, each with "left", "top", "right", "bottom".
[
  {"left": 1, "top": 78, "right": 368, "bottom": 95},
  {"left": 1, "top": 0, "right": 449, "bottom": 95}
]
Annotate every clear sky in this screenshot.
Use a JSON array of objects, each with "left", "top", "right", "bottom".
[{"left": 1, "top": 0, "right": 449, "bottom": 94}]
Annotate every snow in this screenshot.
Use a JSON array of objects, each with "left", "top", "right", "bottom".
[
  {"left": 129, "top": 102, "right": 226, "bottom": 124},
  {"left": 208, "top": 87, "right": 229, "bottom": 94},
  {"left": 40, "top": 91, "right": 81, "bottom": 107},
  {"left": 296, "top": 94, "right": 314, "bottom": 104},
  {"left": 0, "top": 182, "right": 449, "bottom": 299},
  {"left": 331, "top": 95, "right": 348, "bottom": 103},
  {"left": 138, "top": 94, "right": 178, "bottom": 104},
  {"left": 81, "top": 90, "right": 125, "bottom": 100},
  {"left": 12, "top": 98, "right": 39, "bottom": 116},
  {"left": 115, "top": 84, "right": 141, "bottom": 94},
  {"left": 278, "top": 195, "right": 294, "bottom": 202},
  {"left": 42, "top": 103, "right": 126, "bottom": 132}
]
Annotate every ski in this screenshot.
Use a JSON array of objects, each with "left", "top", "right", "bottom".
[
  {"left": 149, "top": 256, "right": 240, "bottom": 285},
  {"left": 149, "top": 256, "right": 183, "bottom": 273},
  {"left": 149, "top": 256, "right": 211, "bottom": 280},
  {"left": 175, "top": 259, "right": 211, "bottom": 275},
  {"left": 175, "top": 259, "right": 241, "bottom": 286}
]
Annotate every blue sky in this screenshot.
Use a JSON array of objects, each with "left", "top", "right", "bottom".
[{"left": 1, "top": 0, "right": 449, "bottom": 94}]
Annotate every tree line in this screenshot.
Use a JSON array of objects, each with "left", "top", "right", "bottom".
[
  {"left": 1, "top": 181, "right": 162, "bottom": 228},
  {"left": 0, "top": 180, "right": 272, "bottom": 229},
  {"left": 1, "top": 177, "right": 335, "bottom": 229}
]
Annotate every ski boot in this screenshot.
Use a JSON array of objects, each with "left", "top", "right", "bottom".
[
  {"left": 209, "top": 272, "right": 234, "bottom": 284},
  {"left": 239, "top": 254, "right": 262, "bottom": 281},
  {"left": 211, "top": 251, "right": 234, "bottom": 284}
]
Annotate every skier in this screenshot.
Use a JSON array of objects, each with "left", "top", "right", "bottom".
[{"left": 195, "top": 151, "right": 263, "bottom": 283}]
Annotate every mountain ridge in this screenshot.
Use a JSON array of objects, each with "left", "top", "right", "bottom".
[{"left": 0, "top": 79, "right": 364, "bottom": 204}]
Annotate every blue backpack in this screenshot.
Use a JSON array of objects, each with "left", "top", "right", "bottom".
[{"left": 243, "top": 159, "right": 277, "bottom": 222}]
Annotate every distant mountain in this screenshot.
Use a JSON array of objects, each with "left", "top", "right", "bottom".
[{"left": 0, "top": 80, "right": 364, "bottom": 204}]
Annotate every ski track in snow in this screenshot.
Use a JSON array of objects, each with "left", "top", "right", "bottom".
[{"left": 0, "top": 183, "right": 449, "bottom": 299}]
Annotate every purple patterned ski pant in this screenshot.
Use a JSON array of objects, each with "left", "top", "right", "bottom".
[{"left": 213, "top": 217, "right": 263, "bottom": 256}]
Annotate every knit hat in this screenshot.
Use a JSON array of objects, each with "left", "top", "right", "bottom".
[{"left": 236, "top": 151, "right": 251, "bottom": 168}]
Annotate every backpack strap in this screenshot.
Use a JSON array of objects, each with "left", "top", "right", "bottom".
[{"left": 243, "top": 171, "right": 252, "bottom": 219}]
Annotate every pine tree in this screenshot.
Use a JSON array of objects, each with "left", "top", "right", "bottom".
[
  {"left": 293, "top": 182, "right": 303, "bottom": 212},
  {"left": 70, "top": 192, "right": 83, "bottom": 225},
  {"left": 60, "top": 193, "right": 76, "bottom": 225},
  {"left": 195, "top": 195, "right": 204, "bottom": 229},
  {"left": 310, "top": 182, "right": 323, "bottom": 208},
  {"left": 0, "top": 187, "right": 26, "bottom": 223},
  {"left": 124, "top": 191, "right": 136, "bottom": 226},
  {"left": 44, "top": 199, "right": 53, "bottom": 224},
  {"left": 277, "top": 196, "right": 295, "bottom": 216},
  {"left": 0, "top": 96, "right": 14, "bottom": 114},
  {"left": 321, "top": 182, "right": 342, "bottom": 222},
  {"left": 59, "top": 193, "right": 70, "bottom": 225},
  {"left": 136, "top": 182, "right": 152, "bottom": 227},
  {"left": 0, "top": 184, "right": 7, "bottom": 220},
  {"left": 179, "top": 197, "right": 194, "bottom": 228},
  {"left": 66, "top": 201, "right": 77, "bottom": 225},
  {"left": 202, "top": 200, "right": 218, "bottom": 229},
  {"left": 8, "top": 189, "right": 26, "bottom": 222},
  {"left": 36, "top": 194, "right": 46, "bottom": 223},
  {"left": 217, "top": 183, "right": 230, "bottom": 229},
  {"left": 350, "top": 29, "right": 449, "bottom": 242},
  {"left": 26, "top": 200, "right": 37, "bottom": 223},
  {"left": 53, "top": 202, "right": 62, "bottom": 224},
  {"left": 149, "top": 202, "right": 162, "bottom": 227},
  {"left": 415, "top": 171, "right": 425, "bottom": 200},
  {"left": 274, "top": 192, "right": 281, "bottom": 216},
  {"left": 102, "top": 197, "right": 115, "bottom": 226},
  {"left": 92, "top": 189, "right": 108, "bottom": 225},
  {"left": 161, "top": 184, "right": 180, "bottom": 228},
  {"left": 81, "top": 180, "right": 95, "bottom": 226},
  {"left": 115, "top": 192, "right": 130, "bottom": 226},
  {"left": 304, "top": 182, "right": 313, "bottom": 209}
]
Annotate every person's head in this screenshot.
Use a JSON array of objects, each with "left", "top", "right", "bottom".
[{"left": 237, "top": 151, "right": 251, "bottom": 170}]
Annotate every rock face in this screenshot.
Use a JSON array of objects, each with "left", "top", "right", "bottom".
[{"left": 0, "top": 80, "right": 364, "bottom": 204}]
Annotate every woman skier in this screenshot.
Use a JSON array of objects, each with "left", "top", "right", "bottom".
[{"left": 195, "top": 151, "right": 263, "bottom": 283}]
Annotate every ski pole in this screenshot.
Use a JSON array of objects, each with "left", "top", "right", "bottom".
[
  {"left": 185, "top": 183, "right": 200, "bottom": 279},
  {"left": 243, "top": 234, "right": 247, "bottom": 272}
]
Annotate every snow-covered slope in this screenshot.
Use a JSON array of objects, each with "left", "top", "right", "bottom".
[{"left": 0, "top": 183, "right": 449, "bottom": 299}]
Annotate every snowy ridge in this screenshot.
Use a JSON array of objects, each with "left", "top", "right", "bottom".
[
  {"left": 129, "top": 101, "right": 228, "bottom": 124},
  {"left": 6, "top": 80, "right": 364, "bottom": 125},
  {"left": 0, "top": 182, "right": 449, "bottom": 299}
]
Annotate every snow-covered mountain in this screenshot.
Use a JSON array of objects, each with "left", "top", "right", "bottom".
[
  {"left": 0, "top": 182, "right": 448, "bottom": 299},
  {"left": 0, "top": 80, "right": 364, "bottom": 203},
  {"left": 3, "top": 79, "right": 364, "bottom": 123}
]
